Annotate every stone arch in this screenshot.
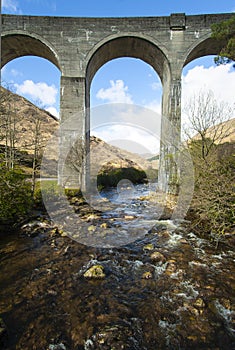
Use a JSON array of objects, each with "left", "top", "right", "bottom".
[
  {"left": 86, "top": 34, "right": 171, "bottom": 88},
  {"left": 183, "top": 33, "right": 226, "bottom": 67},
  {"left": 1, "top": 30, "right": 61, "bottom": 70}
]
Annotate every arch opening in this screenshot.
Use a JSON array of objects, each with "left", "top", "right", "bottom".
[
  {"left": 88, "top": 54, "right": 164, "bottom": 192},
  {"left": 0, "top": 54, "right": 61, "bottom": 176}
]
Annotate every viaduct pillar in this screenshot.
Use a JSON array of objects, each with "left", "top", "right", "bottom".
[
  {"left": 59, "top": 76, "right": 87, "bottom": 189},
  {"left": 158, "top": 67, "right": 182, "bottom": 193}
]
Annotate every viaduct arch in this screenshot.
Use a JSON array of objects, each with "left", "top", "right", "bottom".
[{"left": 1, "top": 12, "right": 233, "bottom": 192}]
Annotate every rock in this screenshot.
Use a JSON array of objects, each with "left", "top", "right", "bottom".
[
  {"left": 148, "top": 224, "right": 168, "bottom": 234},
  {"left": 143, "top": 243, "right": 154, "bottom": 251},
  {"left": 193, "top": 298, "right": 206, "bottom": 309},
  {"left": 70, "top": 197, "right": 79, "bottom": 204},
  {"left": 179, "top": 238, "right": 188, "bottom": 244},
  {"left": 124, "top": 215, "right": 135, "bottom": 220},
  {"left": 220, "top": 298, "right": 231, "bottom": 310},
  {"left": 61, "top": 232, "right": 68, "bottom": 237},
  {"left": 88, "top": 225, "right": 96, "bottom": 232},
  {"left": 142, "top": 271, "right": 153, "bottom": 279},
  {"left": 86, "top": 214, "right": 100, "bottom": 221},
  {"left": 150, "top": 251, "right": 166, "bottom": 263},
  {"left": 84, "top": 265, "right": 106, "bottom": 279},
  {"left": 165, "top": 260, "right": 177, "bottom": 275},
  {"left": 48, "top": 343, "right": 66, "bottom": 350}
]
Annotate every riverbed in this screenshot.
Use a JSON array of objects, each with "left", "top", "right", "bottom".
[{"left": 0, "top": 184, "right": 234, "bottom": 349}]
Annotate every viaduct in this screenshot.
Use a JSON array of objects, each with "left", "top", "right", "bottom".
[{"left": 1, "top": 13, "right": 233, "bottom": 193}]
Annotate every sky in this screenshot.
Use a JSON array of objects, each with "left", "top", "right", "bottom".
[{"left": 1, "top": 0, "right": 235, "bottom": 155}]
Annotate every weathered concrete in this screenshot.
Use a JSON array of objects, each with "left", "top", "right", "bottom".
[{"left": 1, "top": 12, "right": 233, "bottom": 192}]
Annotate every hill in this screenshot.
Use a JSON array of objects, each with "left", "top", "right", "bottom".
[
  {"left": 0, "top": 87, "right": 157, "bottom": 181},
  {"left": 192, "top": 117, "right": 235, "bottom": 144}
]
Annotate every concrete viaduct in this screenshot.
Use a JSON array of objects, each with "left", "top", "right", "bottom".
[{"left": 1, "top": 13, "right": 233, "bottom": 192}]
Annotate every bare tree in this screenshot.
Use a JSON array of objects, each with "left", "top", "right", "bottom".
[
  {"left": 65, "top": 137, "right": 85, "bottom": 188},
  {"left": 0, "top": 85, "right": 21, "bottom": 169},
  {"left": 183, "top": 90, "right": 235, "bottom": 237},
  {"left": 183, "top": 90, "right": 234, "bottom": 161}
]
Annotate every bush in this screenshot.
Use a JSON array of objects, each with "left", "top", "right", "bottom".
[
  {"left": 34, "top": 179, "right": 65, "bottom": 205},
  {"left": 97, "top": 167, "right": 147, "bottom": 188},
  {"left": 0, "top": 164, "right": 33, "bottom": 223},
  {"left": 186, "top": 142, "right": 235, "bottom": 237}
]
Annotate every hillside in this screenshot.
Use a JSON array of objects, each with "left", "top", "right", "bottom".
[
  {"left": 0, "top": 86, "right": 59, "bottom": 154},
  {"left": 192, "top": 117, "right": 235, "bottom": 144},
  {"left": 0, "top": 87, "right": 157, "bottom": 179}
]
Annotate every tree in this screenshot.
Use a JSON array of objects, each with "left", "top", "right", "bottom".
[
  {"left": 211, "top": 16, "right": 235, "bottom": 65},
  {"left": 184, "top": 90, "right": 234, "bottom": 162},
  {"left": 0, "top": 85, "right": 22, "bottom": 169},
  {"left": 64, "top": 137, "right": 85, "bottom": 188},
  {"left": 183, "top": 90, "right": 235, "bottom": 238}
]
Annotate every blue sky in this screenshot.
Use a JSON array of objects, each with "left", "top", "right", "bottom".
[
  {"left": 1, "top": 0, "right": 235, "bottom": 154},
  {"left": 2, "top": 0, "right": 235, "bottom": 17}
]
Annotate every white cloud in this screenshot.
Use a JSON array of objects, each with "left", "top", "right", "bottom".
[
  {"left": 2, "top": 0, "right": 19, "bottom": 12},
  {"left": 46, "top": 107, "right": 59, "bottom": 119},
  {"left": 96, "top": 80, "right": 133, "bottom": 104},
  {"left": 92, "top": 125, "right": 159, "bottom": 154},
  {"left": 182, "top": 63, "right": 235, "bottom": 134},
  {"left": 14, "top": 80, "right": 58, "bottom": 107},
  {"left": 182, "top": 63, "right": 235, "bottom": 107}
]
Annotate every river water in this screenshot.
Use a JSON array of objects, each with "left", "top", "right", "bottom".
[{"left": 0, "top": 184, "right": 234, "bottom": 349}]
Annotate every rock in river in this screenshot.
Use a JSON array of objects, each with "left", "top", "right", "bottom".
[{"left": 83, "top": 265, "right": 106, "bottom": 279}]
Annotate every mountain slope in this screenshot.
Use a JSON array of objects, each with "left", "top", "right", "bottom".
[{"left": 0, "top": 87, "right": 156, "bottom": 178}]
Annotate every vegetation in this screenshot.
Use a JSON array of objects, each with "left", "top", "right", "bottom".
[
  {"left": 184, "top": 91, "right": 235, "bottom": 238},
  {"left": 211, "top": 15, "right": 235, "bottom": 64},
  {"left": 0, "top": 164, "right": 32, "bottom": 223},
  {"left": 97, "top": 167, "right": 147, "bottom": 189},
  {"left": 0, "top": 86, "right": 46, "bottom": 223}
]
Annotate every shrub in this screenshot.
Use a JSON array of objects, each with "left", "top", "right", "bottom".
[
  {"left": 0, "top": 164, "right": 33, "bottom": 223},
  {"left": 187, "top": 142, "right": 235, "bottom": 237},
  {"left": 97, "top": 167, "right": 147, "bottom": 188}
]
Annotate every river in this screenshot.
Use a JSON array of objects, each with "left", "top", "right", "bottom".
[{"left": 0, "top": 184, "right": 234, "bottom": 349}]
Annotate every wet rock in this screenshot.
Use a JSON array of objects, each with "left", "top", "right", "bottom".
[
  {"left": 179, "top": 238, "right": 188, "bottom": 244},
  {"left": 124, "top": 215, "right": 135, "bottom": 220},
  {"left": 148, "top": 223, "right": 168, "bottom": 234},
  {"left": 150, "top": 251, "right": 166, "bottom": 263},
  {"left": 143, "top": 243, "right": 154, "bottom": 251},
  {"left": 85, "top": 214, "right": 100, "bottom": 222},
  {"left": 48, "top": 343, "right": 66, "bottom": 350},
  {"left": 88, "top": 225, "right": 96, "bottom": 232},
  {"left": 220, "top": 298, "right": 231, "bottom": 310},
  {"left": 165, "top": 260, "right": 177, "bottom": 275},
  {"left": 20, "top": 220, "right": 52, "bottom": 237},
  {"left": 183, "top": 302, "right": 200, "bottom": 316},
  {"left": 142, "top": 271, "right": 153, "bottom": 279},
  {"left": 193, "top": 298, "right": 206, "bottom": 309},
  {"left": 83, "top": 265, "right": 106, "bottom": 279}
]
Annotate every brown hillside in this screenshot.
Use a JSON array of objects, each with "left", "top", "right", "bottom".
[
  {"left": 0, "top": 87, "right": 156, "bottom": 176},
  {"left": 192, "top": 118, "right": 235, "bottom": 144},
  {"left": 0, "top": 86, "right": 58, "bottom": 154}
]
